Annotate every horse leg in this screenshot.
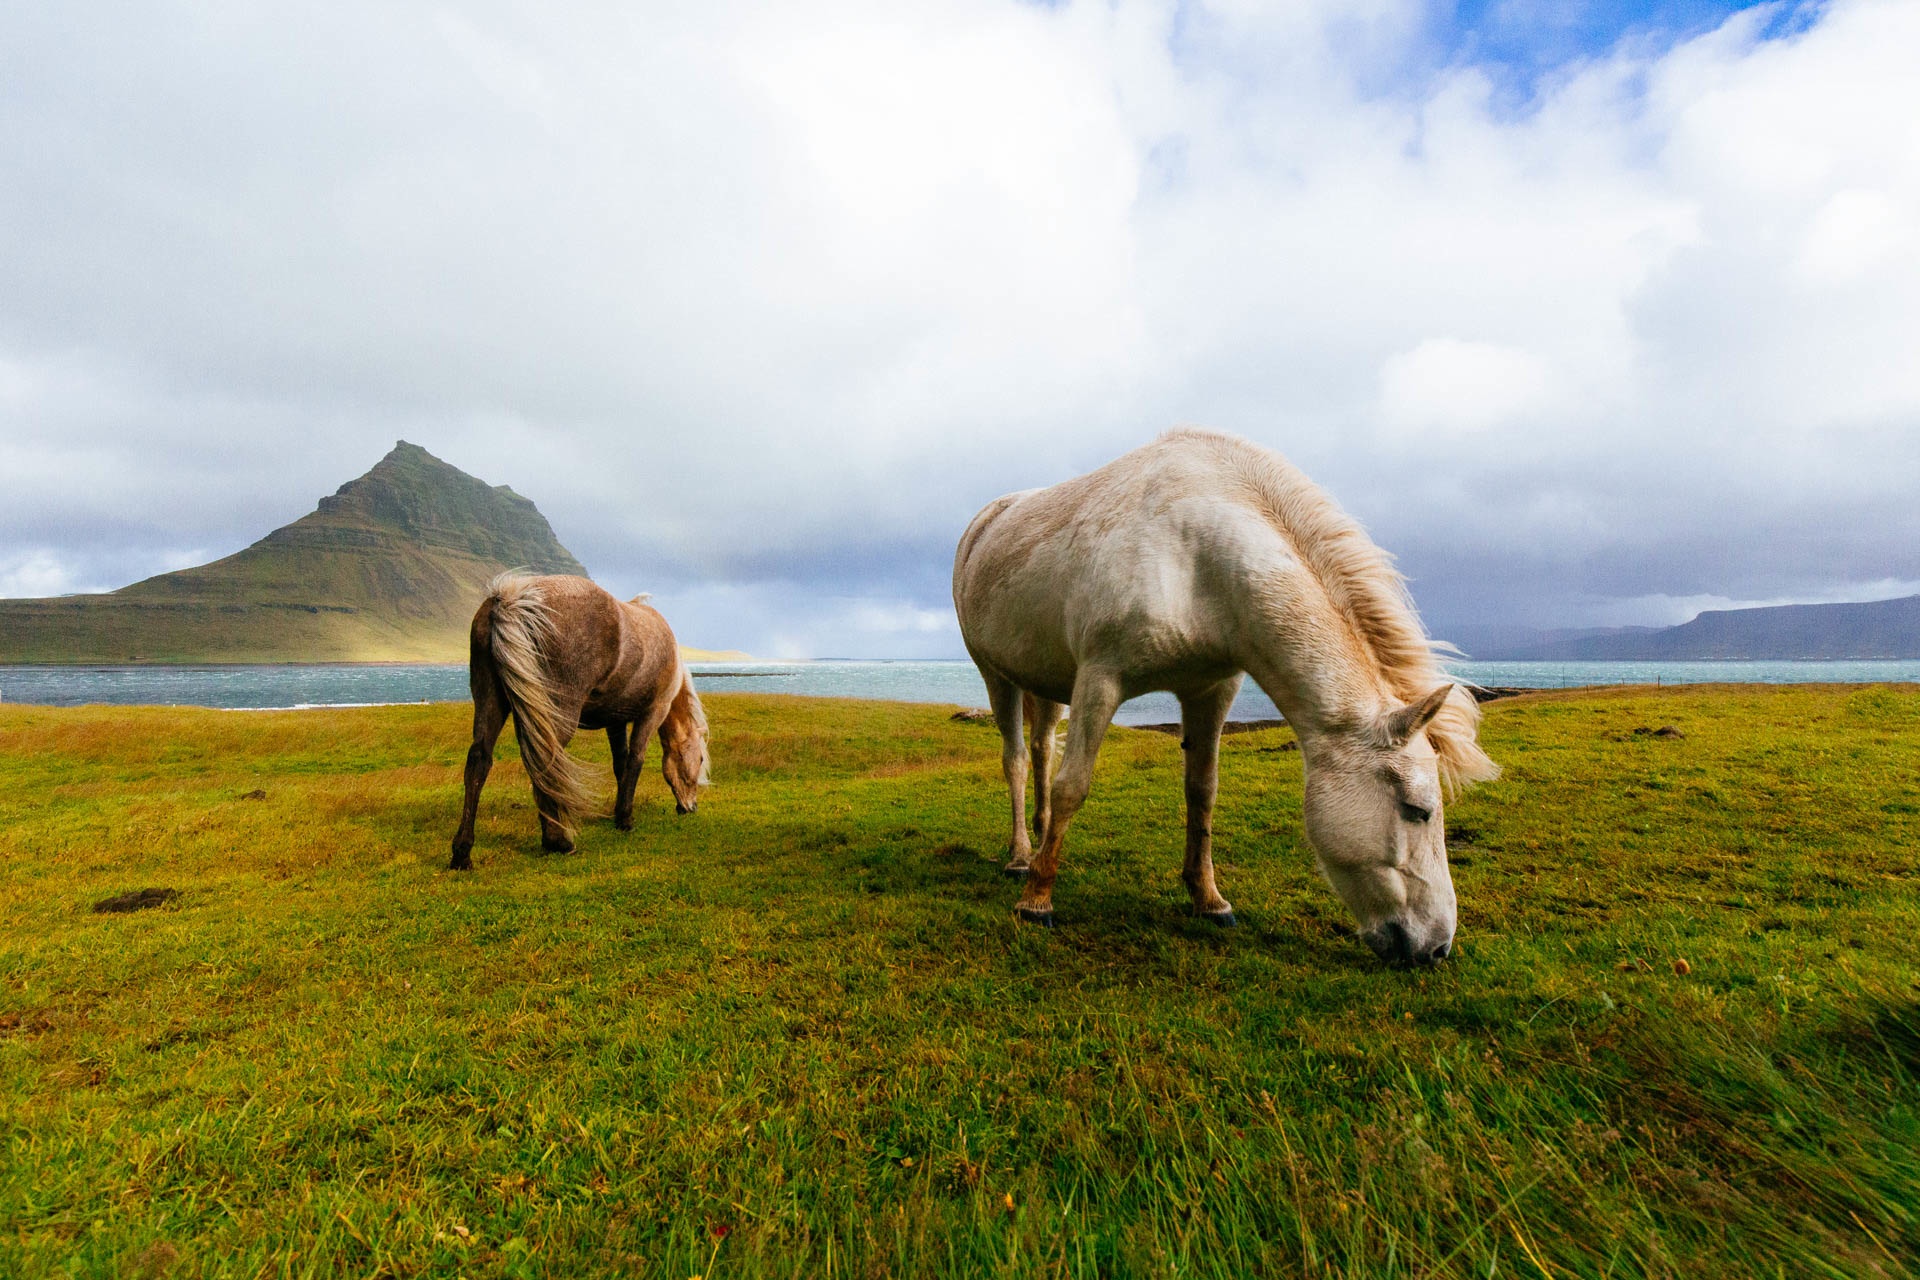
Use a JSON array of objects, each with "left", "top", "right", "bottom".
[
  {"left": 1178, "top": 678, "right": 1242, "bottom": 925},
  {"left": 449, "top": 676, "right": 509, "bottom": 870},
  {"left": 623, "top": 699, "right": 674, "bottom": 821},
  {"left": 1026, "top": 692, "right": 1066, "bottom": 842},
  {"left": 1016, "top": 668, "right": 1122, "bottom": 925},
  {"left": 521, "top": 705, "right": 586, "bottom": 853},
  {"left": 981, "top": 670, "right": 1032, "bottom": 874},
  {"left": 608, "top": 722, "right": 635, "bottom": 830}
]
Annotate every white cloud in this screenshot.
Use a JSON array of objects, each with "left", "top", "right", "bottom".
[
  {"left": 2, "top": 0, "right": 1918, "bottom": 651},
  {"left": 1797, "top": 187, "right": 1912, "bottom": 284},
  {"left": 1378, "top": 339, "right": 1553, "bottom": 437},
  {"left": 0, "top": 551, "right": 95, "bottom": 599}
]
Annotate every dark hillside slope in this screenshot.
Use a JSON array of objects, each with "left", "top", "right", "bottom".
[
  {"left": 1511, "top": 595, "right": 1920, "bottom": 660},
  {"left": 0, "top": 443, "right": 586, "bottom": 663}
]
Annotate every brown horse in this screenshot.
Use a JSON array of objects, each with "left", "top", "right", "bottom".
[{"left": 449, "top": 573, "right": 710, "bottom": 870}]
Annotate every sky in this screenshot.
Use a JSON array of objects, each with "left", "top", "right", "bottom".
[{"left": 3, "top": 0, "right": 1917, "bottom": 658}]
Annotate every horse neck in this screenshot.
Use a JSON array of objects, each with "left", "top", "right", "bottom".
[{"left": 1236, "top": 575, "right": 1389, "bottom": 749}]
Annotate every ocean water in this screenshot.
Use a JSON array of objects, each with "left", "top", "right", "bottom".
[{"left": 3, "top": 659, "right": 1917, "bottom": 725}]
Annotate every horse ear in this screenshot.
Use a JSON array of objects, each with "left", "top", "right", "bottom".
[{"left": 1385, "top": 684, "right": 1453, "bottom": 746}]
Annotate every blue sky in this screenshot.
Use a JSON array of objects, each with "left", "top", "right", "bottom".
[
  {"left": 1436, "top": 0, "right": 1808, "bottom": 80},
  {"left": 2, "top": 0, "right": 1917, "bottom": 657}
]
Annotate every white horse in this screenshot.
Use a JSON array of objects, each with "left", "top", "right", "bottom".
[{"left": 952, "top": 428, "right": 1498, "bottom": 966}]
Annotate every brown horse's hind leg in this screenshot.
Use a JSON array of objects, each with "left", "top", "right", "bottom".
[
  {"left": 607, "top": 723, "right": 635, "bottom": 830},
  {"left": 1178, "top": 678, "right": 1241, "bottom": 925},
  {"left": 520, "top": 700, "right": 587, "bottom": 853},
  {"left": 450, "top": 668, "right": 510, "bottom": 870},
  {"left": 531, "top": 777, "right": 575, "bottom": 852}
]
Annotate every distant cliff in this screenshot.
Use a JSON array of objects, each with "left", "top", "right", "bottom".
[
  {"left": 1475, "top": 595, "right": 1920, "bottom": 661},
  {"left": 0, "top": 442, "right": 587, "bottom": 663}
]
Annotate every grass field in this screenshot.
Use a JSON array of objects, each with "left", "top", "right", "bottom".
[{"left": 2, "top": 685, "right": 1917, "bottom": 1278}]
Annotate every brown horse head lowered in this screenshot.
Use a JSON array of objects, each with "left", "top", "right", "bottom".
[{"left": 449, "top": 573, "right": 709, "bottom": 869}]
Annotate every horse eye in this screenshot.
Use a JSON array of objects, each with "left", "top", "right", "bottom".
[{"left": 1398, "top": 801, "right": 1431, "bottom": 825}]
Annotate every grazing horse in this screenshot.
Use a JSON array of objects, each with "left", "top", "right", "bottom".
[
  {"left": 952, "top": 429, "right": 1498, "bottom": 966},
  {"left": 449, "top": 574, "right": 710, "bottom": 870}
]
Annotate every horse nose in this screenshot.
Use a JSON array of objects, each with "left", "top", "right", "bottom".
[
  {"left": 1364, "top": 921, "right": 1452, "bottom": 968},
  {"left": 1364, "top": 920, "right": 1413, "bottom": 966}
]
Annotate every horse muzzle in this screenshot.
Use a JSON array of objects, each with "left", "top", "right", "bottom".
[{"left": 1363, "top": 918, "right": 1454, "bottom": 968}]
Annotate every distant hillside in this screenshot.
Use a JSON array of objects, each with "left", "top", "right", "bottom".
[
  {"left": 0, "top": 442, "right": 587, "bottom": 663},
  {"left": 679, "top": 647, "right": 756, "bottom": 663},
  {"left": 1479, "top": 596, "right": 1920, "bottom": 661}
]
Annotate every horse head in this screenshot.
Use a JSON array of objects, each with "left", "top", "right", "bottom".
[
  {"left": 1302, "top": 684, "right": 1459, "bottom": 967},
  {"left": 660, "top": 671, "right": 711, "bottom": 814}
]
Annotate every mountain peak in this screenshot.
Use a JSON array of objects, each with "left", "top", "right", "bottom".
[
  {"left": 0, "top": 443, "right": 589, "bottom": 662},
  {"left": 290, "top": 443, "right": 585, "bottom": 576}
]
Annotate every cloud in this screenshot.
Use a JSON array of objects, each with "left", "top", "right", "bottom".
[
  {"left": 1378, "top": 339, "right": 1553, "bottom": 437},
  {"left": 0, "top": 551, "right": 95, "bottom": 599},
  {"left": 2, "top": 0, "right": 1917, "bottom": 655}
]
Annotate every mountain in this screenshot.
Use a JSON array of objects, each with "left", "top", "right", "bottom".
[
  {"left": 1474, "top": 596, "right": 1920, "bottom": 661},
  {"left": 0, "top": 442, "right": 588, "bottom": 663}
]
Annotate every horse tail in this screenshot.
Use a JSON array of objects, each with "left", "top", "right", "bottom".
[{"left": 483, "top": 573, "right": 597, "bottom": 834}]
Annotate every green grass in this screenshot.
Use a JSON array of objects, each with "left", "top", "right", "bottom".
[{"left": 2, "top": 685, "right": 1917, "bottom": 1278}]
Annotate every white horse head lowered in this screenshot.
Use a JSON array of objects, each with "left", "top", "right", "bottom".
[{"left": 952, "top": 428, "right": 1499, "bottom": 966}]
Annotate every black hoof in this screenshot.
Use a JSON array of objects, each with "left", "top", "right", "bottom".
[
  {"left": 1202, "top": 910, "right": 1237, "bottom": 928},
  {"left": 1015, "top": 907, "right": 1056, "bottom": 928},
  {"left": 448, "top": 855, "right": 473, "bottom": 872},
  {"left": 1003, "top": 864, "right": 1032, "bottom": 879},
  {"left": 542, "top": 839, "right": 576, "bottom": 855}
]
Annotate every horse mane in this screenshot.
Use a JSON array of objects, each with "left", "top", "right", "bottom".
[{"left": 1168, "top": 427, "right": 1500, "bottom": 794}]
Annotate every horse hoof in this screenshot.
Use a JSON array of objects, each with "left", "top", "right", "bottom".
[
  {"left": 542, "top": 839, "right": 576, "bottom": 855},
  {"left": 1015, "top": 907, "right": 1056, "bottom": 928},
  {"left": 448, "top": 856, "right": 473, "bottom": 872},
  {"left": 1003, "top": 864, "right": 1032, "bottom": 879},
  {"left": 1203, "top": 909, "right": 1237, "bottom": 928}
]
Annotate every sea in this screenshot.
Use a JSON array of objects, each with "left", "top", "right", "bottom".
[{"left": 3, "top": 659, "right": 1917, "bottom": 727}]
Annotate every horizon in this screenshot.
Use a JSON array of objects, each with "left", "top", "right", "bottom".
[
  {"left": 4, "top": 1, "right": 1918, "bottom": 660},
  {"left": 16, "top": 433, "right": 1920, "bottom": 661}
]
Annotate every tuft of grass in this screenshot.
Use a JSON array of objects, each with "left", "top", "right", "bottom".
[{"left": 1, "top": 684, "right": 1917, "bottom": 1277}]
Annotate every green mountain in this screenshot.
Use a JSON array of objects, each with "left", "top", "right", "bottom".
[{"left": 0, "top": 442, "right": 587, "bottom": 663}]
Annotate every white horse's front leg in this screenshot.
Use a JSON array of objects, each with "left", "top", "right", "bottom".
[
  {"left": 1016, "top": 668, "right": 1122, "bottom": 925},
  {"left": 1026, "top": 692, "right": 1066, "bottom": 842},
  {"left": 1179, "top": 677, "right": 1242, "bottom": 925},
  {"left": 981, "top": 671, "right": 1032, "bottom": 873}
]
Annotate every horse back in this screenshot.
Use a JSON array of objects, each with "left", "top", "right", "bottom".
[{"left": 954, "top": 436, "right": 1296, "bottom": 689}]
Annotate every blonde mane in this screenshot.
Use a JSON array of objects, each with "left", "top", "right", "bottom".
[{"left": 1168, "top": 428, "right": 1500, "bottom": 794}]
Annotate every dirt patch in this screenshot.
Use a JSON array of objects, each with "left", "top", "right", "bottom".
[
  {"left": 239, "top": 788, "right": 268, "bottom": 800},
  {"left": 1604, "top": 724, "right": 1687, "bottom": 742},
  {"left": 92, "top": 887, "right": 179, "bottom": 914}
]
